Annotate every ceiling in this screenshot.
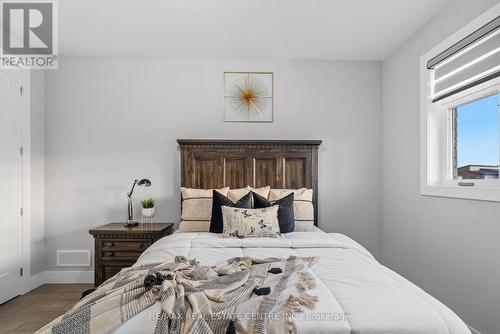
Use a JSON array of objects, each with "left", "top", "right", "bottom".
[{"left": 58, "top": 0, "right": 454, "bottom": 60}]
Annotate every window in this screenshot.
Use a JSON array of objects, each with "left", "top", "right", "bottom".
[
  {"left": 452, "top": 94, "right": 499, "bottom": 180},
  {"left": 420, "top": 4, "right": 500, "bottom": 201}
]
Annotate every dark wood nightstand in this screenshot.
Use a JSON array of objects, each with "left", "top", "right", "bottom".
[{"left": 89, "top": 222, "right": 173, "bottom": 287}]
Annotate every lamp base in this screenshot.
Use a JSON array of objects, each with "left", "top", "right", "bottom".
[{"left": 124, "top": 221, "right": 139, "bottom": 228}]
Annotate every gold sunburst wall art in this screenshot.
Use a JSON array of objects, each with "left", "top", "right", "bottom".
[{"left": 224, "top": 72, "right": 274, "bottom": 122}]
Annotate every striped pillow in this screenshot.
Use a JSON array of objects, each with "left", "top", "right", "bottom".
[
  {"left": 268, "top": 188, "right": 315, "bottom": 231},
  {"left": 179, "top": 187, "right": 229, "bottom": 232},
  {"left": 227, "top": 186, "right": 270, "bottom": 203}
]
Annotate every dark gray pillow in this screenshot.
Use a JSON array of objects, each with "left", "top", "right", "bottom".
[
  {"left": 252, "top": 192, "right": 295, "bottom": 233},
  {"left": 210, "top": 190, "right": 252, "bottom": 233}
]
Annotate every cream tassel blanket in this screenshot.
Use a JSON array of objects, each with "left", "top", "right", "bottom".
[{"left": 36, "top": 256, "right": 318, "bottom": 334}]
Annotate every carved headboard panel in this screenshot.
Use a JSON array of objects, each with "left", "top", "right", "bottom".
[{"left": 177, "top": 139, "right": 322, "bottom": 226}]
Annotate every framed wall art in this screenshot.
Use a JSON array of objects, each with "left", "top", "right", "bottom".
[{"left": 224, "top": 72, "right": 274, "bottom": 122}]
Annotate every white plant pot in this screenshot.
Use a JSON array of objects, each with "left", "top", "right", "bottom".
[{"left": 142, "top": 207, "right": 155, "bottom": 218}]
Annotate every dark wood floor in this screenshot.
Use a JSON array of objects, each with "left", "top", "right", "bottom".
[{"left": 0, "top": 284, "right": 92, "bottom": 334}]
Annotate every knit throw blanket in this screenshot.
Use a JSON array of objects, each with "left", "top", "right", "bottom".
[{"left": 36, "top": 256, "right": 318, "bottom": 334}]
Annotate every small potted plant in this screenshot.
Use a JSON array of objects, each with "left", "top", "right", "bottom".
[{"left": 140, "top": 198, "right": 156, "bottom": 218}]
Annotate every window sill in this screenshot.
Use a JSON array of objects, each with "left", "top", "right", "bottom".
[{"left": 421, "top": 184, "right": 500, "bottom": 202}]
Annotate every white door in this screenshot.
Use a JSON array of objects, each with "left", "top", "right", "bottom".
[{"left": 0, "top": 69, "right": 23, "bottom": 304}]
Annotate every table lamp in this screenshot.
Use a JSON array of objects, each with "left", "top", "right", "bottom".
[{"left": 125, "top": 178, "right": 151, "bottom": 227}]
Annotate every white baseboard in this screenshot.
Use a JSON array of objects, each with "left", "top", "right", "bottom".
[
  {"left": 468, "top": 324, "right": 483, "bottom": 334},
  {"left": 22, "top": 270, "right": 94, "bottom": 294},
  {"left": 22, "top": 271, "right": 46, "bottom": 293}
]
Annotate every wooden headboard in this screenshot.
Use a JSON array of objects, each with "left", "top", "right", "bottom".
[{"left": 178, "top": 139, "right": 322, "bottom": 226}]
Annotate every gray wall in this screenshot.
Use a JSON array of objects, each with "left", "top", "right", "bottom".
[
  {"left": 44, "top": 57, "right": 382, "bottom": 271},
  {"left": 382, "top": 1, "right": 500, "bottom": 333},
  {"left": 30, "top": 70, "right": 46, "bottom": 276}
]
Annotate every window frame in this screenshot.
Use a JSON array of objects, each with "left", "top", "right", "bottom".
[
  {"left": 441, "top": 84, "right": 500, "bottom": 187},
  {"left": 420, "top": 2, "right": 500, "bottom": 202}
]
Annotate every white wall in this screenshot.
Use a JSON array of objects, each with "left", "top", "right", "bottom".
[
  {"left": 44, "top": 57, "right": 382, "bottom": 271},
  {"left": 382, "top": 1, "right": 500, "bottom": 333},
  {"left": 30, "top": 70, "right": 46, "bottom": 276}
]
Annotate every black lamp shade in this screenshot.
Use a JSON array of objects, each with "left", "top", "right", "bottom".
[{"left": 138, "top": 179, "right": 151, "bottom": 187}]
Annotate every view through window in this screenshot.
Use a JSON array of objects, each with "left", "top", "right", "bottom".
[{"left": 454, "top": 93, "right": 500, "bottom": 180}]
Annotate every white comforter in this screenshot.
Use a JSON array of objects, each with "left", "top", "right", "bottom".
[{"left": 114, "top": 229, "right": 470, "bottom": 334}]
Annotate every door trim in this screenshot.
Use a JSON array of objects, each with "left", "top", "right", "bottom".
[{"left": 19, "top": 70, "right": 32, "bottom": 294}]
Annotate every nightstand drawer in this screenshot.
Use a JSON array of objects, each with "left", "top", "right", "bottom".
[
  {"left": 101, "top": 240, "right": 152, "bottom": 252},
  {"left": 104, "top": 266, "right": 123, "bottom": 281},
  {"left": 102, "top": 251, "right": 142, "bottom": 260}
]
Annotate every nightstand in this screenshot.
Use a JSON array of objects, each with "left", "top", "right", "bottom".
[{"left": 89, "top": 222, "right": 173, "bottom": 287}]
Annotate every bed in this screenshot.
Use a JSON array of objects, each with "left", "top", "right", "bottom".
[
  {"left": 40, "top": 140, "right": 471, "bottom": 334},
  {"left": 119, "top": 139, "right": 470, "bottom": 334}
]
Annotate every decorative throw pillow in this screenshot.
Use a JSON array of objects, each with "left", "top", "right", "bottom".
[
  {"left": 210, "top": 190, "right": 252, "bottom": 233},
  {"left": 227, "top": 186, "right": 271, "bottom": 203},
  {"left": 221, "top": 205, "right": 281, "bottom": 238},
  {"left": 269, "top": 188, "right": 314, "bottom": 232},
  {"left": 179, "top": 187, "right": 229, "bottom": 232},
  {"left": 268, "top": 188, "right": 313, "bottom": 202},
  {"left": 253, "top": 192, "right": 295, "bottom": 233}
]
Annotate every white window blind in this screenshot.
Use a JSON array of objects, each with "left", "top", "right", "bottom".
[{"left": 427, "top": 15, "right": 500, "bottom": 102}]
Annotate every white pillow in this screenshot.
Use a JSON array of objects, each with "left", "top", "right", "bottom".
[
  {"left": 268, "top": 188, "right": 313, "bottom": 201},
  {"left": 227, "top": 186, "right": 270, "bottom": 203},
  {"left": 222, "top": 205, "right": 281, "bottom": 238},
  {"left": 269, "top": 188, "right": 315, "bottom": 231},
  {"left": 178, "top": 187, "right": 229, "bottom": 232}
]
